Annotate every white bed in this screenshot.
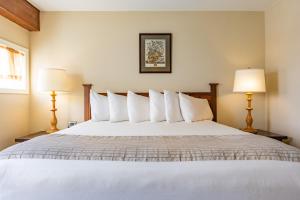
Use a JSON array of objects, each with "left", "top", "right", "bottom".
[{"left": 1, "top": 120, "right": 300, "bottom": 200}]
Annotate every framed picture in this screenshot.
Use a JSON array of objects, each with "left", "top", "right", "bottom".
[{"left": 139, "top": 33, "right": 172, "bottom": 73}]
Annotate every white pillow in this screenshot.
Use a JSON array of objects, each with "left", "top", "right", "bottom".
[
  {"left": 149, "top": 89, "right": 166, "bottom": 122},
  {"left": 127, "top": 91, "right": 150, "bottom": 123},
  {"left": 179, "top": 92, "right": 213, "bottom": 123},
  {"left": 164, "top": 90, "right": 183, "bottom": 123},
  {"left": 90, "top": 90, "right": 110, "bottom": 121},
  {"left": 107, "top": 91, "right": 129, "bottom": 122}
]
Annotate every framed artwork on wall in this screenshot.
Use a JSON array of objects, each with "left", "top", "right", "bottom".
[{"left": 139, "top": 33, "right": 172, "bottom": 73}]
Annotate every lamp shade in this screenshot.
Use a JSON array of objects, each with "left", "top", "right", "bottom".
[
  {"left": 39, "top": 68, "right": 70, "bottom": 92},
  {"left": 233, "top": 69, "right": 266, "bottom": 93}
]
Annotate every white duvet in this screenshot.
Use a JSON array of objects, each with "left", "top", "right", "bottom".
[
  {"left": 1, "top": 121, "right": 300, "bottom": 200},
  {"left": 58, "top": 120, "right": 245, "bottom": 136}
]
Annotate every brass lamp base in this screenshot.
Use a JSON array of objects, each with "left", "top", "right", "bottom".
[
  {"left": 242, "top": 93, "right": 257, "bottom": 134},
  {"left": 48, "top": 91, "right": 59, "bottom": 133},
  {"left": 47, "top": 128, "right": 59, "bottom": 134},
  {"left": 242, "top": 128, "right": 257, "bottom": 134}
]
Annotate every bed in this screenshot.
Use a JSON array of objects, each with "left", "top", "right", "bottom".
[{"left": 0, "top": 83, "right": 300, "bottom": 200}]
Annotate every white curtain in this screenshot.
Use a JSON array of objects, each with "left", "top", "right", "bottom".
[{"left": 0, "top": 46, "right": 25, "bottom": 81}]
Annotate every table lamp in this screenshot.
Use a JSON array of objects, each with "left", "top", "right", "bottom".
[
  {"left": 39, "top": 68, "right": 70, "bottom": 133},
  {"left": 233, "top": 68, "right": 266, "bottom": 133}
]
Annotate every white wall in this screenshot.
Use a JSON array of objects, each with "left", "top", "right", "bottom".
[
  {"left": 265, "top": 0, "right": 300, "bottom": 147},
  {"left": 0, "top": 16, "right": 30, "bottom": 150},
  {"left": 29, "top": 11, "right": 266, "bottom": 132}
]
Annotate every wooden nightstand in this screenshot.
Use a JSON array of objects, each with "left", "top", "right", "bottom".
[
  {"left": 15, "top": 131, "right": 48, "bottom": 143},
  {"left": 256, "top": 129, "right": 290, "bottom": 144}
]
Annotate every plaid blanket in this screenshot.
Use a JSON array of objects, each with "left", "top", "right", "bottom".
[{"left": 1, "top": 134, "right": 300, "bottom": 162}]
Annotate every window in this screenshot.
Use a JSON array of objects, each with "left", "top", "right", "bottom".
[{"left": 0, "top": 39, "right": 29, "bottom": 94}]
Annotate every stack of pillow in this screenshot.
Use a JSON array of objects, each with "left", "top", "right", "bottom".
[{"left": 90, "top": 90, "right": 213, "bottom": 123}]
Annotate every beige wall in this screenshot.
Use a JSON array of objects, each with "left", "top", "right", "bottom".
[
  {"left": 265, "top": 0, "right": 300, "bottom": 147},
  {"left": 1, "top": 5, "right": 299, "bottom": 149},
  {"left": 0, "top": 16, "right": 30, "bottom": 150},
  {"left": 29, "top": 11, "right": 266, "bottom": 132}
]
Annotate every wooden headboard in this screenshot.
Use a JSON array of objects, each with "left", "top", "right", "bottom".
[{"left": 83, "top": 83, "right": 219, "bottom": 122}]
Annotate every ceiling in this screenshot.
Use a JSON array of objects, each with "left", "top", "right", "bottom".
[{"left": 28, "top": 0, "right": 277, "bottom": 11}]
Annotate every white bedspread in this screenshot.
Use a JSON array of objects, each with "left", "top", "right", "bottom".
[
  {"left": 58, "top": 120, "right": 246, "bottom": 136},
  {"left": 1, "top": 121, "right": 300, "bottom": 200}
]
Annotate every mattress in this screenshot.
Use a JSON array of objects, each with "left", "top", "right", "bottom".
[{"left": 0, "top": 120, "right": 300, "bottom": 200}]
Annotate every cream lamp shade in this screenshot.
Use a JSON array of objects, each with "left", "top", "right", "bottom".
[
  {"left": 38, "top": 68, "right": 70, "bottom": 133},
  {"left": 233, "top": 69, "right": 266, "bottom": 93},
  {"left": 39, "top": 68, "right": 70, "bottom": 92},
  {"left": 233, "top": 68, "right": 266, "bottom": 133}
]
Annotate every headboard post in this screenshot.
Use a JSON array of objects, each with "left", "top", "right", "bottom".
[
  {"left": 209, "top": 83, "right": 219, "bottom": 122},
  {"left": 83, "top": 84, "right": 92, "bottom": 121}
]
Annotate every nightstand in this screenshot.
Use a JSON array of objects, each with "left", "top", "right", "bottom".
[
  {"left": 15, "top": 131, "right": 48, "bottom": 143},
  {"left": 256, "top": 129, "right": 290, "bottom": 144}
]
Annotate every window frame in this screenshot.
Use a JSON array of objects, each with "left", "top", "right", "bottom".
[{"left": 0, "top": 38, "right": 29, "bottom": 94}]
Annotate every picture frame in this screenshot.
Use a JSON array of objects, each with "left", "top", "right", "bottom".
[{"left": 139, "top": 33, "right": 172, "bottom": 73}]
